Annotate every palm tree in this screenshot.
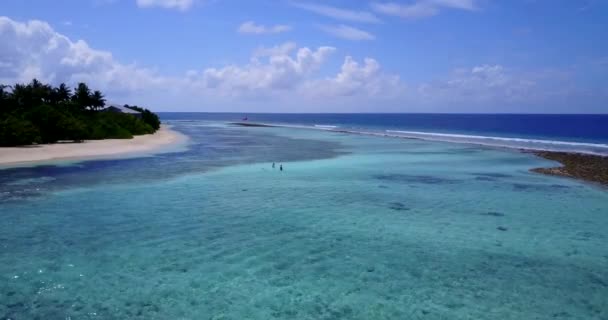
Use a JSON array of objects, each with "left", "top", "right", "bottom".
[
  {"left": 91, "top": 90, "right": 106, "bottom": 111},
  {"left": 40, "top": 84, "right": 53, "bottom": 104},
  {"left": 11, "top": 83, "right": 30, "bottom": 107},
  {"left": 0, "top": 85, "right": 10, "bottom": 115},
  {"left": 30, "top": 78, "right": 42, "bottom": 89},
  {"left": 0, "top": 85, "right": 8, "bottom": 100},
  {"left": 55, "top": 83, "right": 71, "bottom": 103},
  {"left": 73, "top": 83, "right": 91, "bottom": 110},
  {"left": 24, "top": 79, "right": 54, "bottom": 106}
]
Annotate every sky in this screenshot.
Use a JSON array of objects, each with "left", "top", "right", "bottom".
[{"left": 0, "top": 0, "right": 607, "bottom": 113}]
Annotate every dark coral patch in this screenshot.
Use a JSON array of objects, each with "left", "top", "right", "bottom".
[
  {"left": 481, "top": 211, "right": 505, "bottom": 217},
  {"left": 375, "top": 174, "right": 461, "bottom": 185},
  {"left": 472, "top": 172, "right": 512, "bottom": 178},
  {"left": 388, "top": 202, "right": 410, "bottom": 211},
  {"left": 513, "top": 183, "right": 570, "bottom": 191}
]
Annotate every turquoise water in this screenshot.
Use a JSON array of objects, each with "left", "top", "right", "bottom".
[{"left": 1, "top": 122, "right": 607, "bottom": 319}]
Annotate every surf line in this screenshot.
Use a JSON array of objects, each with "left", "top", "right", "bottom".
[{"left": 230, "top": 122, "right": 608, "bottom": 156}]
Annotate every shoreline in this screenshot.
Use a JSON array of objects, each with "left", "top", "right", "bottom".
[{"left": 0, "top": 125, "right": 188, "bottom": 168}]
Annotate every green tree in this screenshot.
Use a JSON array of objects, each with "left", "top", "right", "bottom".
[
  {"left": 91, "top": 90, "right": 106, "bottom": 111},
  {"left": 1, "top": 79, "right": 162, "bottom": 145},
  {"left": 124, "top": 105, "right": 161, "bottom": 131},
  {"left": 0, "top": 116, "right": 41, "bottom": 146},
  {"left": 56, "top": 114, "right": 87, "bottom": 142},
  {"left": 0, "top": 85, "right": 8, "bottom": 100},
  {"left": 73, "top": 82, "right": 92, "bottom": 110},
  {"left": 11, "top": 83, "right": 31, "bottom": 108},
  {"left": 0, "top": 85, "right": 12, "bottom": 117},
  {"left": 53, "top": 83, "right": 72, "bottom": 104},
  {"left": 26, "top": 105, "right": 64, "bottom": 143}
]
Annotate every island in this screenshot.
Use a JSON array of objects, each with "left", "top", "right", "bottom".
[{"left": 0, "top": 79, "right": 186, "bottom": 166}]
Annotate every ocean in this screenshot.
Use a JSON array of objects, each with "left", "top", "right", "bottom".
[
  {"left": 1, "top": 113, "right": 607, "bottom": 319},
  {"left": 161, "top": 113, "right": 608, "bottom": 154}
]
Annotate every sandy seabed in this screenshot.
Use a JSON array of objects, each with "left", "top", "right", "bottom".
[{"left": 0, "top": 125, "right": 188, "bottom": 167}]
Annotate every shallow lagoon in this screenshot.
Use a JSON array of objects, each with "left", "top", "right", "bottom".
[{"left": 1, "top": 122, "right": 607, "bottom": 319}]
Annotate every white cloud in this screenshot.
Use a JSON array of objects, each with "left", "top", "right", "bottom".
[
  {"left": 135, "top": 0, "right": 195, "bottom": 11},
  {"left": 1, "top": 16, "right": 602, "bottom": 113},
  {"left": 238, "top": 21, "right": 292, "bottom": 35},
  {"left": 303, "top": 56, "right": 403, "bottom": 97},
  {"left": 372, "top": 0, "right": 476, "bottom": 19},
  {"left": 0, "top": 16, "right": 170, "bottom": 94},
  {"left": 198, "top": 44, "right": 336, "bottom": 95},
  {"left": 290, "top": 2, "right": 381, "bottom": 23},
  {"left": 320, "top": 25, "right": 375, "bottom": 41},
  {"left": 0, "top": 16, "right": 404, "bottom": 110}
]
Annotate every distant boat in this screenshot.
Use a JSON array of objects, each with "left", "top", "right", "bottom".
[{"left": 242, "top": 116, "right": 248, "bottom": 121}]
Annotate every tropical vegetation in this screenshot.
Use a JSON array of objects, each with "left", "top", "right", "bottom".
[{"left": 0, "top": 79, "right": 161, "bottom": 147}]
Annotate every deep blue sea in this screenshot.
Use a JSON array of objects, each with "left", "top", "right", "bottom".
[
  {"left": 1, "top": 113, "right": 607, "bottom": 319},
  {"left": 160, "top": 113, "right": 608, "bottom": 154}
]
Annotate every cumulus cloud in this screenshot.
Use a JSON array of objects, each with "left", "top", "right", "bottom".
[
  {"left": 0, "top": 16, "right": 171, "bottom": 96},
  {"left": 198, "top": 44, "right": 336, "bottom": 95},
  {"left": 238, "top": 21, "right": 292, "bottom": 35},
  {"left": 290, "top": 2, "right": 381, "bottom": 23},
  {"left": 320, "top": 25, "right": 375, "bottom": 41},
  {"left": 372, "top": 0, "right": 476, "bottom": 19},
  {"left": 0, "top": 16, "right": 402, "bottom": 105},
  {"left": 2, "top": 16, "right": 599, "bottom": 112},
  {"left": 135, "top": 0, "right": 195, "bottom": 11},
  {"left": 303, "top": 56, "right": 403, "bottom": 97}
]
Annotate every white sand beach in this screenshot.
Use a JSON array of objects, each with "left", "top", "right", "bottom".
[{"left": 0, "top": 125, "right": 188, "bottom": 167}]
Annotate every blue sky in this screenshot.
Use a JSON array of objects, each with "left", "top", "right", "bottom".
[{"left": 1, "top": 0, "right": 607, "bottom": 113}]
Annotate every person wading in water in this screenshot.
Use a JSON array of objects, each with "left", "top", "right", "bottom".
[{"left": 280, "top": 164, "right": 283, "bottom": 171}]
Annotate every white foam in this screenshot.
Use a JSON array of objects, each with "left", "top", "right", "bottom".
[
  {"left": 386, "top": 130, "right": 608, "bottom": 148},
  {"left": 384, "top": 130, "right": 608, "bottom": 155},
  {"left": 231, "top": 122, "right": 608, "bottom": 155}
]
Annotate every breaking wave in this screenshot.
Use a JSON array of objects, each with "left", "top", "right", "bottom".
[
  {"left": 229, "top": 121, "right": 608, "bottom": 155},
  {"left": 384, "top": 130, "right": 608, "bottom": 155}
]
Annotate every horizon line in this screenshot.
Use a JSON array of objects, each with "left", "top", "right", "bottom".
[{"left": 155, "top": 111, "right": 608, "bottom": 116}]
